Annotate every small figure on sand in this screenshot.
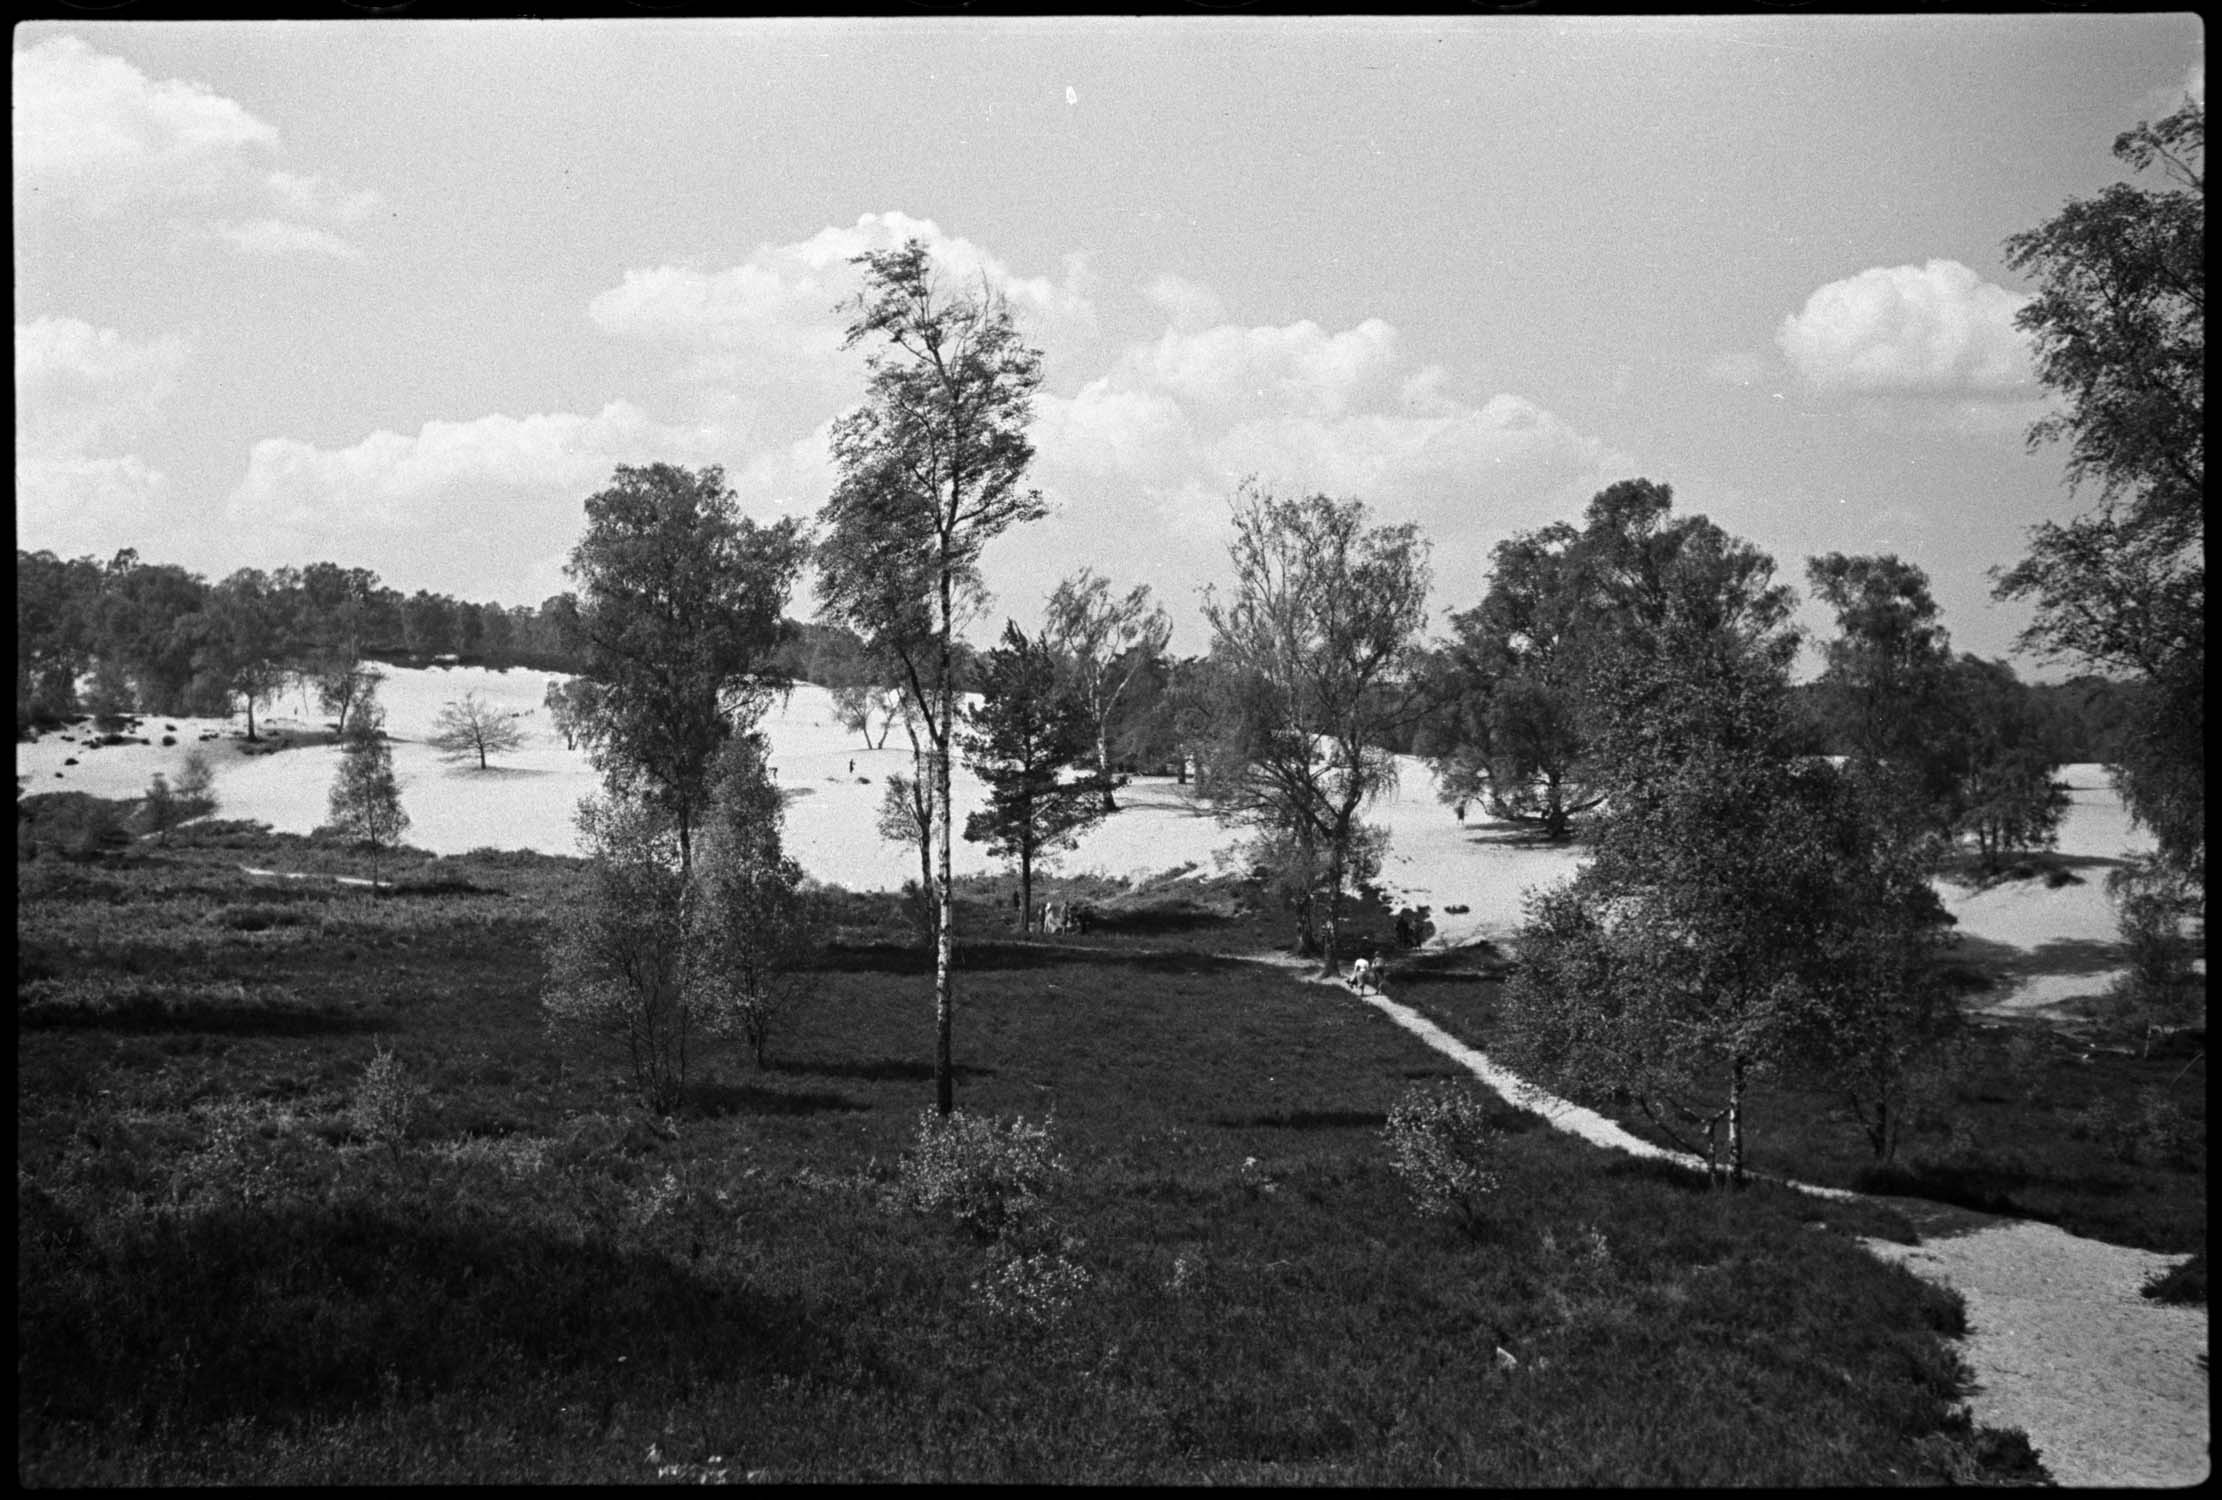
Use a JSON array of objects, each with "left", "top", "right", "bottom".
[{"left": 1454, "top": 800, "right": 1467, "bottom": 826}]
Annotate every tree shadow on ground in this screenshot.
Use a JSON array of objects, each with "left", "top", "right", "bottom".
[
  {"left": 1211, "top": 1108, "right": 1389, "bottom": 1131},
  {"left": 688, "top": 1080, "right": 865, "bottom": 1117},
  {"left": 17, "top": 1198, "right": 830, "bottom": 1436},
  {"left": 17, "top": 992, "right": 395, "bottom": 1038},
  {"left": 817, "top": 939, "right": 1253, "bottom": 979},
  {"left": 764, "top": 1055, "right": 998, "bottom": 1085}
]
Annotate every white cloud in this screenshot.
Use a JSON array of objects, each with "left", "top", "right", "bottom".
[
  {"left": 15, "top": 454, "right": 173, "bottom": 556},
  {"left": 211, "top": 217, "right": 366, "bottom": 261},
  {"left": 12, "top": 36, "right": 376, "bottom": 261},
  {"left": 227, "top": 402, "right": 731, "bottom": 537},
  {"left": 588, "top": 210, "right": 1098, "bottom": 400},
  {"left": 1777, "top": 260, "right": 2035, "bottom": 396},
  {"left": 1142, "top": 272, "right": 1226, "bottom": 332},
  {"left": 265, "top": 169, "right": 382, "bottom": 224},
  {"left": 1016, "top": 297, "right": 1634, "bottom": 646},
  {"left": 15, "top": 315, "right": 187, "bottom": 452},
  {"left": 12, "top": 35, "right": 277, "bottom": 213},
  {"left": 15, "top": 316, "right": 184, "bottom": 550}
]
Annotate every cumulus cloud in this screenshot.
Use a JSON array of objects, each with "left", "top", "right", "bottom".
[
  {"left": 588, "top": 210, "right": 1097, "bottom": 400},
  {"left": 264, "top": 169, "right": 383, "bottom": 224},
  {"left": 1142, "top": 272, "right": 1226, "bottom": 332},
  {"left": 1015, "top": 297, "right": 1633, "bottom": 644},
  {"left": 15, "top": 315, "right": 186, "bottom": 552},
  {"left": 227, "top": 401, "right": 731, "bottom": 537},
  {"left": 1776, "top": 259, "right": 2035, "bottom": 397},
  {"left": 12, "top": 34, "right": 276, "bottom": 212},
  {"left": 16, "top": 315, "right": 187, "bottom": 452},
  {"left": 13, "top": 35, "right": 376, "bottom": 260}
]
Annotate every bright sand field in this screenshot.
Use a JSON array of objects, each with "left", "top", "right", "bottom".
[{"left": 19, "top": 665, "right": 2162, "bottom": 1013}]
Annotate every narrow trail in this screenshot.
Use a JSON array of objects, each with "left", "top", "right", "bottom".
[{"left": 1306, "top": 960, "right": 2208, "bottom": 1488}]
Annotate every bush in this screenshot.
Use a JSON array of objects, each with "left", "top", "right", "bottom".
[
  {"left": 1382, "top": 1081, "right": 1502, "bottom": 1234},
  {"left": 975, "top": 1239, "right": 1092, "bottom": 1330},
  {"left": 351, "top": 1045, "right": 422, "bottom": 1161},
  {"left": 2142, "top": 1250, "right": 2206, "bottom": 1307},
  {"left": 893, "top": 1107, "right": 1067, "bottom": 1241},
  {"left": 2070, "top": 1087, "right": 2199, "bottom": 1167}
]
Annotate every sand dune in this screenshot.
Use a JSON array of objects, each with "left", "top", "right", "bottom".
[{"left": 20, "top": 666, "right": 2163, "bottom": 1013}]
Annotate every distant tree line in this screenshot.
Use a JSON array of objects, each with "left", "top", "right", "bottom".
[{"left": 15, "top": 550, "right": 589, "bottom": 734}]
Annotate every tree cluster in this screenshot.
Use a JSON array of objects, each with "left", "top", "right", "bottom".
[{"left": 16, "top": 548, "right": 588, "bottom": 739}]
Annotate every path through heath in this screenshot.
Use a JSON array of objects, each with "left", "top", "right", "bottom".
[{"left": 1330, "top": 971, "right": 2209, "bottom": 1488}]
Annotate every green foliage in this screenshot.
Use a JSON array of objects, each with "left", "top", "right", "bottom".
[
  {"left": 542, "top": 674, "right": 603, "bottom": 752},
  {"left": 1435, "top": 520, "right": 1604, "bottom": 841},
  {"left": 2102, "top": 858, "right": 2204, "bottom": 1055},
  {"left": 351, "top": 1045, "right": 422, "bottom": 1162},
  {"left": 1381, "top": 1082, "right": 1502, "bottom": 1234},
  {"left": 324, "top": 721, "right": 410, "bottom": 889},
  {"left": 819, "top": 236, "right": 1050, "bottom": 1115},
  {"left": 1994, "top": 98, "right": 2203, "bottom": 884},
  {"left": 1804, "top": 552, "right": 1960, "bottom": 834},
  {"left": 564, "top": 462, "right": 806, "bottom": 874},
  {"left": 542, "top": 794, "right": 698, "bottom": 1115},
  {"left": 1041, "top": 568, "right": 1171, "bottom": 802},
  {"left": 1501, "top": 485, "right": 1969, "bottom": 1185},
  {"left": 1197, "top": 482, "right": 1431, "bottom": 973},
  {"left": 960, "top": 620, "right": 1116, "bottom": 926},
  {"left": 20, "top": 789, "right": 134, "bottom": 859},
  {"left": 690, "top": 733, "right": 825, "bottom": 1068},
  {"left": 1934, "top": 655, "right": 2070, "bottom": 873},
  {"left": 894, "top": 1107, "right": 1068, "bottom": 1242}
]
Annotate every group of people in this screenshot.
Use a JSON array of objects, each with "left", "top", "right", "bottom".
[
  {"left": 1345, "top": 906, "right": 1437, "bottom": 994},
  {"left": 1392, "top": 906, "right": 1432, "bottom": 949},
  {"left": 1015, "top": 889, "right": 1090, "bottom": 936}
]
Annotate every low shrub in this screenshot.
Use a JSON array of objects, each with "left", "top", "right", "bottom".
[
  {"left": 1382, "top": 1081, "right": 1502, "bottom": 1235},
  {"left": 893, "top": 1107, "right": 1067, "bottom": 1241},
  {"left": 351, "top": 1046, "right": 422, "bottom": 1161}
]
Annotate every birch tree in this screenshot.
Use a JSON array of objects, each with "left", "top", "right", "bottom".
[
  {"left": 1042, "top": 568, "right": 1171, "bottom": 810},
  {"left": 817, "top": 238, "right": 1046, "bottom": 1115}
]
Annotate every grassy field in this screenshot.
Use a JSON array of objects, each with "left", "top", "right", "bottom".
[
  {"left": 1391, "top": 939, "right": 2207, "bottom": 1267},
  {"left": 19, "top": 819, "right": 2052, "bottom": 1483}
]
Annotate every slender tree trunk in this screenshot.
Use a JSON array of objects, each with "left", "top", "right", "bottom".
[
  {"left": 1098, "top": 725, "right": 1117, "bottom": 811},
  {"left": 934, "top": 545, "right": 956, "bottom": 1117},
  {"left": 1728, "top": 1055, "right": 1747, "bottom": 1188},
  {"left": 1020, "top": 845, "right": 1034, "bottom": 935},
  {"left": 1320, "top": 835, "right": 1346, "bottom": 978}
]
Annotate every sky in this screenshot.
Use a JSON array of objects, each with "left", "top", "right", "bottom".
[{"left": 12, "top": 14, "right": 2205, "bottom": 677}]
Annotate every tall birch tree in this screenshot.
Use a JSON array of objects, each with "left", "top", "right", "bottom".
[{"left": 817, "top": 239, "right": 1046, "bottom": 1115}]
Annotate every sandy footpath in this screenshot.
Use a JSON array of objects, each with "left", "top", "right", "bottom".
[{"left": 1349, "top": 983, "right": 2208, "bottom": 1489}]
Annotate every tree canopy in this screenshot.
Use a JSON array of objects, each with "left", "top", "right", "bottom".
[
  {"left": 961, "top": 620, "right": 1117, "bottom": 928},
  {"left": 1197, "top": 481, "right": 1431, "bottom": 974},
  {"left": 818, "top": 236, "right": 1048, "bottom": 1115},
  {"left": 564, "top": 462, "right": 806, "bottom": 876},
  {"left": 1994, "top": 97, "right": 2203, "bottom": 883}
]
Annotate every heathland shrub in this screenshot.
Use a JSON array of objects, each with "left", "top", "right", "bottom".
[
  {"left": 1382, "top": 1082, "right": 1502, "bottom": 1234},
  {"left": 976, "top": 1239, "right": 1092, "bottom": 1329},
  {"left": 894, "top": 1108, "right": 1068, "bottom": 1241},
  {"left": 350, "top": 1045, "right": 421, "bottom": 1161},
  {"left": 2070, "top": 1087, "right": 2199, "bottom": 1166}
]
